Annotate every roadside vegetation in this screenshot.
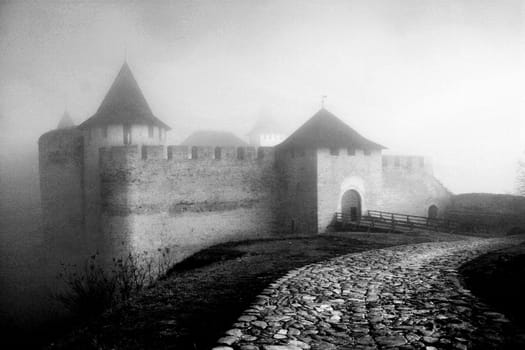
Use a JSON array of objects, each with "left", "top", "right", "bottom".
[
  {"left": 55, "top": 248, "right": 173, "bottom": 321},
  {"left": 49, "top": 231, "right": 470, "bottom": 349}
]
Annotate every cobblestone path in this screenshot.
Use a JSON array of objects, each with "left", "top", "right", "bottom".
[{"left": 212, "top": 237, "right": 525, "bottom": 350}]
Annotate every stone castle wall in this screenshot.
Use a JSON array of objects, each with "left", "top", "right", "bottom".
[
  {"left": 275, "top": 148, "right": 318, "bottom": 234},
  {"left": 98, "top": 145, "right": 280, "bottom": 263},
  {"left": 446, "top": 193, "right": 525, "bottom": 232},
  {"left": 81, "top": 125, "right": 168, "bottom": 246},
  {"left": 39, "top": 131, "right": 456, "bottom": 268},
  {"left": 38, "top": 129, "right": 86, "bottom": 252},
  {"left": 380, "top": 155, "right": 452, "bottom": 217},
  {"left": 317, "top": 148, "right": 384, "bottom": 231}
]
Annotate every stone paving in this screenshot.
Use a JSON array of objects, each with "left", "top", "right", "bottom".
[{"left": 212, "top": 237, "right": 525, "bottom": 350}]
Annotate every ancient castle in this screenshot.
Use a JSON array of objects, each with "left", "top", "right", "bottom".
[{"left": 39, "top": 63, "right": 451, "bottom": 263}]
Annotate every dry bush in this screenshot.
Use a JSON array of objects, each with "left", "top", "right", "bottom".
[{"left": 56, "top": 248, "right": 173, "bottom": 320}]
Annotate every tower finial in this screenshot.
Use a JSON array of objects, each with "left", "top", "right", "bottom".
[{"left": 321, "top": 95, "right": 327, "bottom": 109}]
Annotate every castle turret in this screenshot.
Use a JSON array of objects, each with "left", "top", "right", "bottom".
[
  {"left": 276, "top": 108, "right": 385, "bottom": 233},
  {"left": 78, "top": 62, "right": 171, "bottom": 240},
  {"left": 78, "top": 62, "right": 170, "bottom": 147},
  {"left": 39, "top": 112, "right": 84, "bottom": 249}
]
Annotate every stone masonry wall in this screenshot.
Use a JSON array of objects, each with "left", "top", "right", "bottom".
[
  {"left": 275, "top": 148, "right": 318, "bottom": 234},
  {"left": 317, "top": 148, "right": 383, "bottom": 232},
  {"left": 81, "top": 124, "right": 168, "bottom": 256},
  {"left": 446, "top": 193, "right": 525, "bottom": 232},
  {"left": 38, "top": 129, "right": 85, "bottom": 252},
  {"left": 99, "top": 145, "right": 280, "bottom": 264},
  {"left": 380, "top": 156, "right": 452, "bottom": 217}
]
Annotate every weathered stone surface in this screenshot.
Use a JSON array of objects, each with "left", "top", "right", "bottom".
[
  {"left": 225, "top": 328, "right": 243, "bottom": 337},
  {"left": 262, "top": 346, "right": 302, "bottom": 350},
  {"left": 212, "top": 237, "right": 525, "bottom": 349},
  {"left": 217, "top": 336, "right": 238, "bottom": 345}
]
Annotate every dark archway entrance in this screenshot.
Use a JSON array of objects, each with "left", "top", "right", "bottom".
[
  {"left": 428, "top": 205, "right": 438, "bottom": 219},
  {"left": 342, "top": 190, "right": 361, "bottom": 222}
]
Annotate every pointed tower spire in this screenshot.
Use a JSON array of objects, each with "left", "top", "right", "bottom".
[
  {"left": 78, "top": 62, "right": 170, "bottom": 130},
  {"left": 57, "top": 110, "right": 75, "bottom": 129}
]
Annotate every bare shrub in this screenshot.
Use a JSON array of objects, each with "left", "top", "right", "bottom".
[{"left": 56, "top": 248, "right": 174, "bottom": 320}]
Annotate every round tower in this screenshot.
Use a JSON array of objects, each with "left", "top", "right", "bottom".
[
  {"left": 76, "top": 62, "right": 171, "bottom": 246},
  {"left": 38, "top": 112, "right": 84, "bottom": 250}
]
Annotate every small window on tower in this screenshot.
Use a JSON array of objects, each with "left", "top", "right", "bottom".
[
  {"left": 148, "top": 125, "right": 154, "bottom": 138},
  {"left": 214, "top": 147, "right": 221, "bottom": 160},
  {"left": 347, "top": 148, "right": 355, "bottom": 156},
  {"left": 364, "top": 149, "right": 371, "bottom": 156},
  {"left": 102, "top": 126, "right": 108, "bottom": 138},
  {"left": 330, "top": 147, "right": 339, "bottom": 156}
]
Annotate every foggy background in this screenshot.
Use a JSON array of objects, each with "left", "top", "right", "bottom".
[
  {"left": 1, "top": 0, "right": 524, "bottom": 196},
  {"left": 0, "top": 0, "right": 524, "bottom": 337}
]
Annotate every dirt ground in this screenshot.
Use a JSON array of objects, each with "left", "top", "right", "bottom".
[{"left": 48, "top": 231, "right": 471, "bottom": 350}]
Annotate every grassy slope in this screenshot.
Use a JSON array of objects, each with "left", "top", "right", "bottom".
[
  {"left": 50, "top": 231, "right": 469, "bottom": 350},
  {"left": 459, "top": 242, "right": 525, "bottom": 331}
]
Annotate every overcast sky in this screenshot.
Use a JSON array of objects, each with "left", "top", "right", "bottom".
[{"left": 1, "top": 0, "right": 524, "bottom": 194}]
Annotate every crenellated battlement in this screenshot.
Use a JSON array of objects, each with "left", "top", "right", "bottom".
[
  {"left": 382, "top": 155, "right": 430, "bottom": 173},
  {"left": 100, "top": 145, "right": 275, "bottom": 165}
]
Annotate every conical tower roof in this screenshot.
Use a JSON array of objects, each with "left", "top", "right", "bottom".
[
  {"left": 56, "top": 110, "right": 75, "bottom": 129},
  {"left": 79, "top": 62, "right": 170, "bottom": 130},
  {"left": 277, "top": 108, "right": 385, "bottom": 150}
]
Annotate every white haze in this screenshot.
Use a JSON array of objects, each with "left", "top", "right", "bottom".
[{"left": 1, "top": 0, "right": 524, "bottom": 194}]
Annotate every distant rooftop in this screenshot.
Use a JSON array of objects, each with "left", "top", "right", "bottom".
[
  {"left": 181, "top": 130, "right": 248, "bottom": 147},
  {"left": 79, "top": 62, "right": 170, "bottom": 130},
  {"left": 277, "top": 108, "right": 385, "bottom": 150}
]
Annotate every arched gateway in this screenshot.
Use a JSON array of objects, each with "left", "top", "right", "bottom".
[
  {"left": 341, "top": 189, "right": 362, "bottom": 222},
  {"left": 428, "top": 205, "right": 438, "bottom": 219}
]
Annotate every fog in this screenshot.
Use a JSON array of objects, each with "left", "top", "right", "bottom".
[
  {"left": 1, "top": 0, "right": 524, "bottom": 194},
  {"left": 1, "top": 0, "right": 524, "bottom": 343}
]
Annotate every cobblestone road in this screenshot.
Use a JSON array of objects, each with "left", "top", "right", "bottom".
[{"left": 212, "top": 237, "right": 525, "bottom": 350}]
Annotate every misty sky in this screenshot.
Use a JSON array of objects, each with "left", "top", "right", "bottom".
[{"left": 0, "top": 0, "right": 524, "bottom": 194}]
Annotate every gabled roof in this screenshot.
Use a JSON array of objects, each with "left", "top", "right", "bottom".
[
  {"left": 277, "top": 108, "right": 386, "bottom": 150},
  {"left": 79, "top": 62, "right": 171, "bottom": 130},
  {"left": 57, "top": 111, "right": 75, "bottom": 129},
  {"left": 181, "top": 130, "right": 248, "bottom": 147}
]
